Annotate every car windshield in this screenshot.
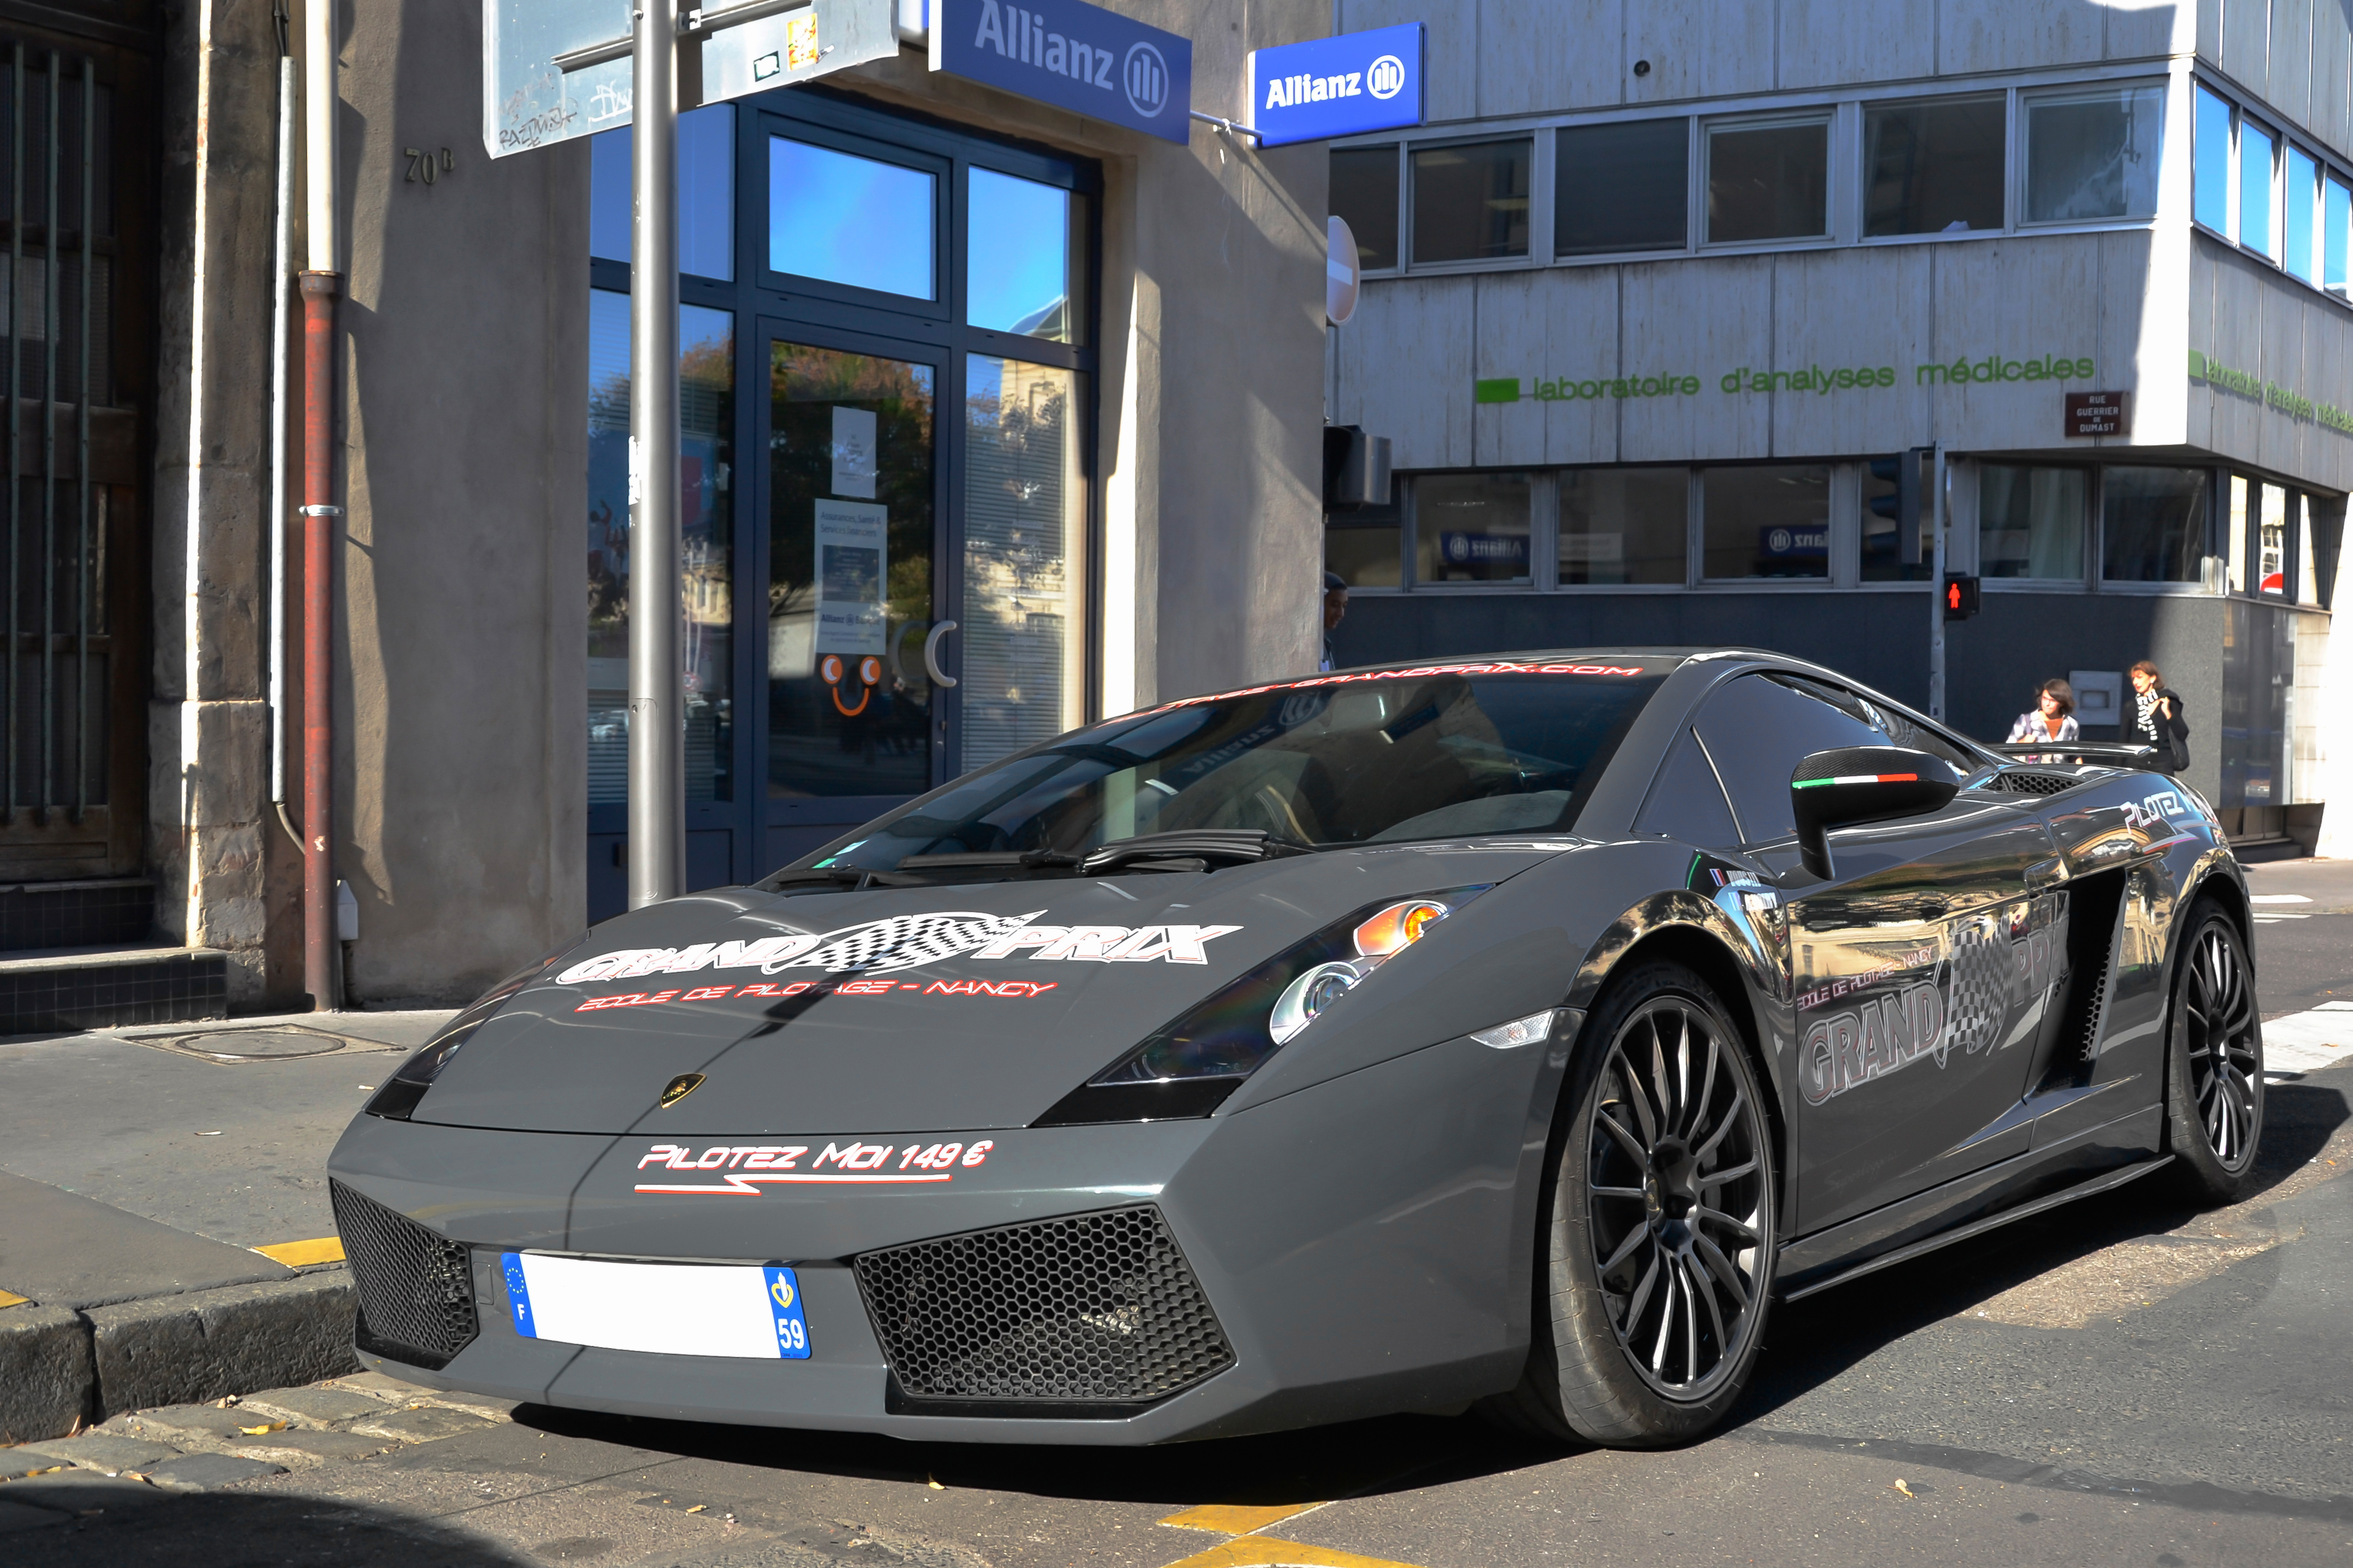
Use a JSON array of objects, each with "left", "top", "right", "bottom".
[{"left": 799, "top": 663, "right": 1668, "bottom": 871}]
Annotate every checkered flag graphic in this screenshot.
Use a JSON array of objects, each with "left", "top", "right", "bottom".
[
  {"left": 777, "top": 911, "right": 1044, "bottom": 974},
  {"left": 1943, "top": 918, "right": 2012, "bottom": 1057}
]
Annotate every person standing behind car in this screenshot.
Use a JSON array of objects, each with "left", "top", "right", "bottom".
[
  {"left": 2128, "top": 660, "right": 2190, "bottom": 773},
  {"left": 1319, "top": 571, "right": 1349, "bottom": 672},
  {"left": 2007, "top": 679, "right": 2080, "bottom": 756}
]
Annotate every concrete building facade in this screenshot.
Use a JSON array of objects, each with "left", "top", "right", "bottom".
[
  {"left": 7, "top": 0, "right": 1329, "bottom": 1021},
  {"left": 1323, "top": 0, "right": 2353, "bottom": 853}
]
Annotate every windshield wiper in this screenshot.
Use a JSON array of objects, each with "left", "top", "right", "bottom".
[
  {"left": 1080, "top": 828, "right": 1312, "bottom": 875},
  {"left": 893, "top": 849, "right": 1083, "bottom": 877}
]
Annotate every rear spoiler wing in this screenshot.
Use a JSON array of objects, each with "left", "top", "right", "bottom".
[{"left": 1990, "top": 743, "right": 2161, "bottom": 768}]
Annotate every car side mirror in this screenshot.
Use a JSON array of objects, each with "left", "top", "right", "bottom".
[{"left": 1790, "top": 746, "right": 1960, "bottom": 880}]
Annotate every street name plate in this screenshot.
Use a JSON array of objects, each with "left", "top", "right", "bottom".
[
  {"left": 1247, "top": 22, "right": 1423, "bottom": 148},
  {"left": 2065, "top": 390, "right": 2131, "bottom": 436},
  {"left": 929, "top": 0, "right": 1192, "bottom": 145},
  {"left": 483, "top": 0, "right": 898, "bottom": 159}
]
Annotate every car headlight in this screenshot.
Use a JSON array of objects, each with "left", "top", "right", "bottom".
[
  {"left": 1034, "top": 888, "right": 1489, "bottom": 1127},
  {"left": 364, "top": 937, "right": 582, "bottom": 1121}
]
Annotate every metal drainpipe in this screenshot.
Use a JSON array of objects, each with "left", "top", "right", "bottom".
[
  {"left": 300, "top": 0, "right": 339, "bottom": 1009},
  {"left": 300, "top": 276, "right": 338, "bottom": 1009}
]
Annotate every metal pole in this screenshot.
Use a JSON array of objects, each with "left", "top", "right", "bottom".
[
  {"left": 1928, "top": 441, "right": 1948, "bottom": 721},
  {"left": 628, "top": 0, "right": 683, "bottom": 908}
]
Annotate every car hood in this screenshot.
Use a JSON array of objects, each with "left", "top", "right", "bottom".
[{"left": 404, "top": 842, "right": 1574, "bottom": 1136}]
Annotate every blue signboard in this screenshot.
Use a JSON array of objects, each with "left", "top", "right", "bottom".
[
  {"left": 1247, "top": 23, "right": 1423, "bottom": 148},
  {"left": 930, "top": 0, "right": 1192, "bottom": 145}
]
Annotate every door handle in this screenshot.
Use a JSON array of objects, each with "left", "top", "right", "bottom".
[{"left": 923, "top": 620, "right": 959, "bottom": 688}]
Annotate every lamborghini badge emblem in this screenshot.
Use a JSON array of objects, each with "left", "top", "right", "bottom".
[{"left": 658, "top": 1072, "right": 705, "bottom": 1109}]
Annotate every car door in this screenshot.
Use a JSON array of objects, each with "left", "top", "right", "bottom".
[{"left": 1692, "top": 673, "right": 2056, "bottom": 1232}]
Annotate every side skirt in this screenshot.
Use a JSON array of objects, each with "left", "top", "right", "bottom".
[{"left": 1779, "top": 1151, "right": 2170, "bottom": 1303}]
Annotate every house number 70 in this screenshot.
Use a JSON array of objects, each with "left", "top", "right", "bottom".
[{"left": 405, "top": 147, "right": 453, "bottom": 184}]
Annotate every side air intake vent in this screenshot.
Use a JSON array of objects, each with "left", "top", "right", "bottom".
[
  {"left": 855, "top": 1205, "right": 1234, "bottom": 1412},
  {"left": 330, "top": 1180, "right": 479, "bottom": 1370},
  {"left": 1981, "top": 769, "right": 2082, "bottom": 797}
]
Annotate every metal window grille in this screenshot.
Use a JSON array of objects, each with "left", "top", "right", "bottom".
[{"left": 2, "top": 45, "right": 109, "bottom": 821}]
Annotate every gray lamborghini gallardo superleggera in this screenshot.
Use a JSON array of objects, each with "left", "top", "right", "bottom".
[{"left": 327, "top": 648, "right": 2264, "bottom": 1446}]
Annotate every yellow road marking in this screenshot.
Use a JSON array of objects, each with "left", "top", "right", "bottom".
[
  {"left": 1154, "top": 1539, "right": 1426, "bottom": 1568},
  {"left": 1161, "top": 1503, "right": 1329, "bottom": 1535},
  {"left": 252, "top": 1236, "right": 345, "bottom": 1267},
  {"left": 0, "top": 1288, "right": 28, "bottom": 1309}
]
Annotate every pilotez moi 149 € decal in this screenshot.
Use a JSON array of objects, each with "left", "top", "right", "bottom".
[{"left": 930, "top": 0, "right": 1192, "bottom": 145}]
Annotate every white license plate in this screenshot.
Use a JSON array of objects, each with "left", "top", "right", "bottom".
[{"left": 500, "top": 1253, "right": 810, "bottom": 1360}]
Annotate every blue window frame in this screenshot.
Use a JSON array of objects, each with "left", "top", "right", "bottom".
[
  {"left": 2241, "top": 118, "right": 2276, "bottom": 258},
  {"left": 2193, "top": 84, "right": 2232, "bottom": 236},
  {"left": 2286, "top": 144, "right": 2318, "bottom": 282}
]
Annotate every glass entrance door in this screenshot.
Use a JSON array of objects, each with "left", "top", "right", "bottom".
[{"left": 763, "top": 334, "right": 942, "bottom": 862}]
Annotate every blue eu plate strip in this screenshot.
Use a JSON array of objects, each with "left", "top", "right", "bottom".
[
  {"left": 502, "top": 1252, "right": 536, "bottom": 1339},
  {"left": 764, "top": 1265, "right": 811, "bottom": 1359}
]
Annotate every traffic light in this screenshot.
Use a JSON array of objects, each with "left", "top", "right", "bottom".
[{"left": 1943, "top": 574, "right": 1980, "bottom": 620}]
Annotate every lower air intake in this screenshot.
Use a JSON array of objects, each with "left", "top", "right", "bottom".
[
  {"left": 330, "top": 1180, "right": 479, "bottom": 1370},
  {"left": 854, "top": 1205, "right": 1234, "bottom": 1409}
]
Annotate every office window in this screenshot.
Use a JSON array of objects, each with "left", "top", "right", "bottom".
[
  {"left": 589, "top": 106, "right": 736, "bottom": 278},
  {"left": 968, "top": 168, "right": 1084, "bottom": 342},
  {"left": 769, "top": 136, "right": 936, "bottom": 299},
  {"left": 1707, "top": 119, "right": 1829, "bottom": 243},
  {"left": 2259, "top": 484, "right": 2288, "bottom": 595},
  {"left": 1414, "top": 472, "right": 1533, "bottom": 584},
  {"left": 1861, "top": 451, "right": 1930, "bottom": 582},
  {"left": 2193, "top": 85, "right": 2232, "bottom": 235},
  {"left": 2305, "top": 502, "right": 2344, "bottom": 609},
  {"left": 2226, "top": 474, "right": 2250, "bottom": 592},
  {"left": 1978, "top": 464, "right": 2087, "bottom": 579},
  {"left": 2239, "top": 119, "right": 2277, "bottom": 258},
  {"left": 1558, "top": 468, "right": 1687, "bottom": 584},
  {"left": 1862, "top": 94, "right": 2004, "bottom": 237},
  {"left": 2328, "top": 177, "right": 2350, "bottom": 292},
  {"left": 1411, "top": 140, "right": 1532, "bottom": 264},
  {"left": 2286, "top": 146, "right": 2319, "bottom": 282},
  {"left": 2102, "top": 466, "right": 2209, "bottom": 583},
  {"left": 2024, "top": 84, "right": 2163, "bottom": 223},
  {"left": 1326, "top": 493, "right": 1402, "bottom": 588},
  {"left": 1556, "top": 120, "right": 1688, "bottom": 256},
  {"left": 1701, "top": 464, "right": 1829, "bottom": 579},
  {"left": 1331, "top": 144, "right": 1400, "bottom": 272}
]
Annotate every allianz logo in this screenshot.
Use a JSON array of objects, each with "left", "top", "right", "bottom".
[
  {"left": 969, "top": 1, "right": 1169, "bottom": 119},
  {"left": 1265, "top": 52, "right": 1406, "bottom": 109}
]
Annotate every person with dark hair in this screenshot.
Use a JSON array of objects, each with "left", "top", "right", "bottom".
[
  {"left": 2007, "top": 678, "right": 2079, "bottom": 749},
  {"left": 1319, "top": 570, "right": 1349, "bottom": 672},
  {"left": 2128, "top": 659, "right": 2190, "bottom": 772}
]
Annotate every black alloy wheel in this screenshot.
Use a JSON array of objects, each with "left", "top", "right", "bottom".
[
  {"left": 1484, "top": 961, "right": 1776, "bottom": 1447},
  {"left": 2164, "top": 906, "right": 2264, "bottom": 1202},
  {"left": 1586, "top": 997, "right": 1770, "bottom": 1399}
]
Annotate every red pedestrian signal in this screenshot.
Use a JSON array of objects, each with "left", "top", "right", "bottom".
[{"left": 1942, "top": 574, "right": 1980, "bottom": 620}]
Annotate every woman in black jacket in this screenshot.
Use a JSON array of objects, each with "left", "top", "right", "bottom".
[{"left": 2128, "top": 660, "right": 2190, "bottom": 773}]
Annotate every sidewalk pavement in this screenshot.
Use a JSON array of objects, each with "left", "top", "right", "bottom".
[{"left": 0, "top": 1011, "right": 452, "bottom": 1442}]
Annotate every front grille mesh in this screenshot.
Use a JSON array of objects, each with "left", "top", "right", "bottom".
[
  {"left": 854, "top": 1205, "right": 1234, "bottom": 1406},
  {"left": 330, "top": 1180, "right": 479, "bottom": 1369},
  {"left": 1982, "top": 769, "right": 2079, "bottom": 797}
]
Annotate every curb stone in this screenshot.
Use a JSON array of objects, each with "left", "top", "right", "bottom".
[
  {"left": 3, "top": 1273, "right": 363, "bottom": 1442},
  {"left": 0, "top": 1304, "right": 92, "bottom": 1443},
  {"left": 88, "top": 1268, "right": 358, "bottom": 1418}
]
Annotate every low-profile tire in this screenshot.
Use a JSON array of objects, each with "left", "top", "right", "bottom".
[
  {"left": 1485, "top": 961, "right": 1777, "bottom": 1447},
  {"left": 2162, "top": 904, "right": 2264, "bottom": 1204}
]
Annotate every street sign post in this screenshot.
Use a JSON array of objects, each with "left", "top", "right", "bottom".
[
  {"left": 1246, "top": 22, "right": 1423, "bottom": 147},
  {"left": 485, "top": 0, "right": 895, "bottom": 906}
]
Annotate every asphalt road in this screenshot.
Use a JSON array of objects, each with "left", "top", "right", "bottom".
[{"left": 5, "top": 908, "right": 2351, "bottom": 1567}]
